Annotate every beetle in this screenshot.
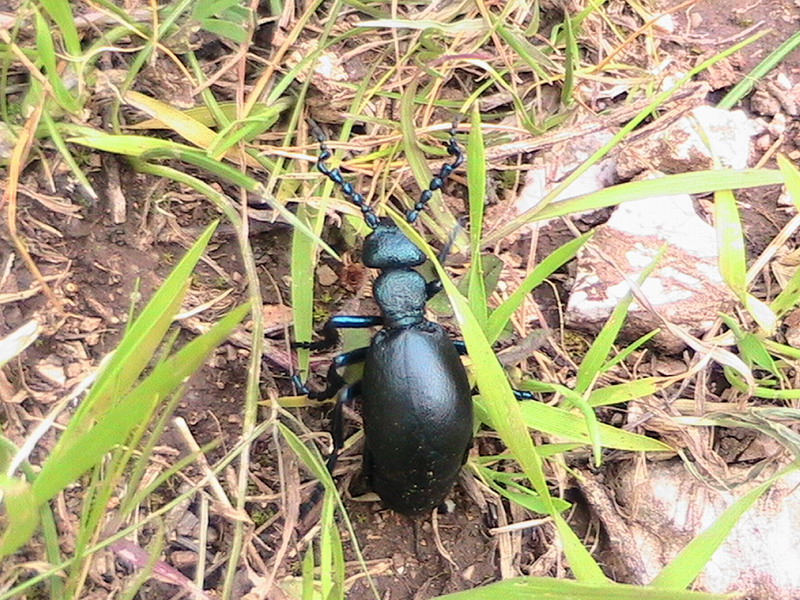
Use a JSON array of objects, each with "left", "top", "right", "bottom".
[{"left": 294, "top": 119, "right": 473, "bottom": 515}]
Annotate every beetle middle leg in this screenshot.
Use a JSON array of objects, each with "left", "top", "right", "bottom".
[
  {"left": 451, "top": 340, "right": 538, "bottom": 400},
  {"left": 293, "top": 346, "right": 368, "bottom": 400},
  {"left": 295, "top": 315, "right": 382, "bottom": 472},
  {"left": 293, "top": 343, "right": 371, "bottom": 475},
  {"left": 294, "top": 348, "right": 366, "bottom": 516},
  {"left": 299, "top": 380, "right": 363, "bottom": 523}
]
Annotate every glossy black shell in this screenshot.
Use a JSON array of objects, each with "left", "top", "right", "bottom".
[{"left": 361, "top": 321, "right": 473, "bottom": 515}]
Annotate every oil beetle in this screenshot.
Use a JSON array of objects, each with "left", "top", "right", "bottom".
[{"left": 294, "top": 119, "right": 474, "bottom": 515}]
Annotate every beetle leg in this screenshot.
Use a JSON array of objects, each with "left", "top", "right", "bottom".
[
  {"left": 293, "top": 315, "right": 383, "bottom": 351},
  {"left": 298, "top": 380, "right": 362, "bottom": 524},
  {"left": 293, "top": 346, "right": 368, "bottom": 400},
  {"left": 326, "top": 381, "right": 361, "bottom": 473},
  {"left": 425, "top": 279, "right": 443, "bottom": 299},
  {"left": 450, "top": 341, "right": 537, "bottom": 399}
]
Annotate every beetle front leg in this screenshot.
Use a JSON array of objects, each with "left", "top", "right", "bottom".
[{"left": 294, "top": 315, "right": 383, "bottom": 351}]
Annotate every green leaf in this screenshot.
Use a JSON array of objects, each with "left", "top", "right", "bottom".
[
  {"left": 467, "top": 106, "right": 488, "bottom": 328},
  {"left": 34, "top": 7, "right": 79, "bottom": 113},
  {"left": 588, "top": 378, "right": 670, "bottom": 408},
  {"left": 396, "top": 217, "right": 607, "bottom": 582},
  {"left": 714, "top": 189, "right": 746, "bottom": 299},
  {"left": 0, "top": 476, "right": 39, "bottom": 557},
  {"left": 30, "top": 303, "right": 249, "bottom": 506},
  {"left": 434, "top": 576, "right": 734, "bottom": 599},
  {"left": 39, "top": 0, "right": 81, "bottom": 57},
  {"left": 475, "top": 397, "right": 670, "bottom": 452},
  {"left": 575, "top": 246, "right": 664, "bottom": 395},
  {"left": 200, "top": 18, "right": 248, "bottom": 43},
  {"left": 719, "top": 29, "right": 800, "bottom": 109},
  {"left": 65, "top": 221, "right": 219, "bottom": 432},
  {"left": 488, "top": 169, "right": 785, "bottom": 246},
  {"left": 561, "top": 9, "right": 577, "bottom": 108}
]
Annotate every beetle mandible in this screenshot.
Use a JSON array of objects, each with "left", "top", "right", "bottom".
[{"left": 294, "top": 119, "right": 473, "bottom": 516}]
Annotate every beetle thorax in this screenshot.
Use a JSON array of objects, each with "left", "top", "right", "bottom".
[{"left": 373, "top": 269, "right": 427, "bottom": 328}]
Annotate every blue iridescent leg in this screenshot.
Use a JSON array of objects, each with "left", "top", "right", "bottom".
[
  {"left": 294, "top": 315, "right": 383, "bottom": 351},
  {"left": 450, "top": 340, "right": 536, "bottom": 399}
]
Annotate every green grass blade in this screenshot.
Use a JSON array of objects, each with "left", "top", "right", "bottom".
[
  {"left": 67, "top": 130, "right": 200, "bottom": 157},
  {"left": 489, "top": 169, "right": 785, "bottom": 244},
  {"left": 0, "top": 301, "right": 249, "bottom": 556},
  {"left": 575, "top": 247, "right": 664, "bottom": 394},
  {"left": 30, "top": 303, "right": 249, "bottom": 505},
  {"left": 603, "top": 330, "right": 660, "bottom": 370},
  {"left": 0, "top": 476, "right": 38, "bottom": 559},
  {"left": 206, "top": 100, "right": 293, "bottom": 158},
  {"left": 42, "top": 112, "right": 96, "bottom": 200},
  {"left": 475, "top": 397, "right": 670, "bottom": 452},
  {"left": 778, "top": 154, "right": 800, "bottom": 211},
  {"left": 719, "top": 29, "right": 800, "bottom": 109},
  {"left": 495, "top": 24, "right": 555, "bottom": 78},
  {"left": 34, "top": 7, "right": 79, "bottom": 113},
  {"left": 772, "top": 263, "right": 800, "bottom": 317},
  {"left": 397, "top": 217, "right": 607, "bottom": 582},
  {"left": 561, "top": 9, "right": 577, "bottom": 108},
  {"left": 770, "top": 156, "right": 800, "bottom": 315},
  {"left": 68, "top": 221, "right": 218, "bottom": 430},
  {"left": 434, "top": 576, "right": 734, "bottom": 599},
  {"left": 484, "top": 31, "right": 768, "bottom": 245},
  {"left": 291, "top": 205, "right": 324, "bottom": 375},
  {"left": 0, "top": 320, "right": 40, "bottom": 369},
  {"left": 39, "top": 0, "right": 81, "bottom": 56},
  {"left": 400, "top": 86, "right": 458, "bottom": 235},
  {"left": 714, "top": 189, "right": 746, "bottom": 299},
  {"left": 320, "top": 494, "right": 345, "bottom": 600},
  {"left": 301, "top": 541, "right": 315, "bottom": 600},
  {"left": 67, "top": 128, "right": 334, "bottom": 257},
  {"left": 714, "top": 188, "right": 777, "bottom": 331},
  {"left": 588, "top": 378, "right": 671, "bottom": 408},
  {"left": 467, "top": 106, "right": 488, "bottom": 327},
  {"left": 486, "top": 232, "right": 591, "bottom": 344},
  {"left": 279, "top": 420, "right": 381, "bottom": 598}
]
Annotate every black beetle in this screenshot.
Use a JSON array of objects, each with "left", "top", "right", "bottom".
[{"left": 294, "top": 120, "right": 473, "bottom": 515}]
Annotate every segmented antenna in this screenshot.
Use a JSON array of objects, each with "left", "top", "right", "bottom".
[
  {"left": 309, "top": 118, "right": 463, "bottom": 227},
  {"left": 309, "top": 120, "right": 379, "bottom": 229},
  {"left": 406, "top": 119, "right": 464, "bottom": 224}
]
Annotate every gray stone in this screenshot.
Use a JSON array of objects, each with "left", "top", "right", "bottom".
[
  {"left": 617, "top": 106, "right": 763, "bottom": 179},
  {"left": 565, "top": 185, "right": 735, "bottom": 353}
]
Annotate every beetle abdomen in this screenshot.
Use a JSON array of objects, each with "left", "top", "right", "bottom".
[{"left": 361, "top": 322, "right": 473, "bottom": 515}]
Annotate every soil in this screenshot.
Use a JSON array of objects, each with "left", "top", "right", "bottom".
[{"left": 2, "top": 0, "right": 800, "bottom": 598}]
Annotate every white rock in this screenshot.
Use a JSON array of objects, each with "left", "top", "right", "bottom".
[
  {"left": 602, "top": 460, "right": 800, "bottom": 599},
  {"left": 515, "top": 130, "right": 618, "bottom": 218},
  {"left": 565, "top": 187, "right": 734, "bottom": 352},
  {"left": 617, "top": 105, "right": 764, "bottom": 178}
]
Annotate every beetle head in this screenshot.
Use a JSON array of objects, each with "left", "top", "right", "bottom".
[{"left": 362, "top": 219, "right": 426, "bottom": 270}]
